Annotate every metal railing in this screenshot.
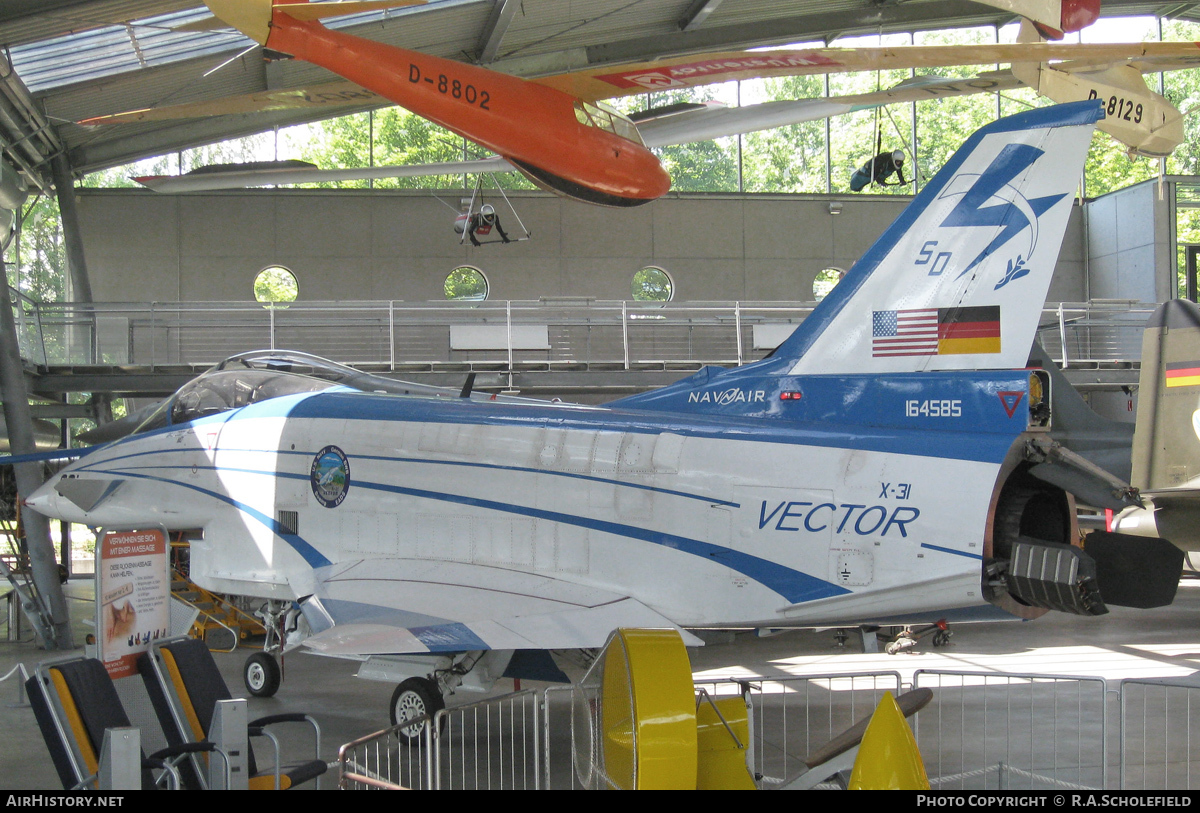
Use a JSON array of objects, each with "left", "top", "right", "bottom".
[
  {"left": 10, "top": 296, "right": 1156, "bottom": 373},
  {"left": 913, "top": 670, "right": 1110, "bottom": 791},
  {"left": 1037, "top": 302, "right": 1155, "bottom": 369},
  {"left": 8, "top": 286, "right": 47, "bottom": 367},
  {"left": 339, "top": 689, "right": 542, "bottom": 790},
  {"left": 1120, "top": 674, "right": 1200, "bottom": 790},
  {"left": 693, "top": 671, "right": 904, "bottom": 789},
  {"left": 336, "top": 668, "right": 1200, "bottom": 790}
]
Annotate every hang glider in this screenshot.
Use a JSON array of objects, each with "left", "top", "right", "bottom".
[{"left": 81, "top": 0, "right": 1200, "bottom": 202}]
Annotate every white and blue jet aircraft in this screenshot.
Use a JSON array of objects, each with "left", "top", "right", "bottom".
[{"left": 25, "top": 100, "right": 1182, "bottom": 724}]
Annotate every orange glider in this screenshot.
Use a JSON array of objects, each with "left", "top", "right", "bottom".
[{"left": 206, "top": 0, "right": 669, "bottom": 207}]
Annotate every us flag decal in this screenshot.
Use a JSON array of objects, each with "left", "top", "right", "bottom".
[{"left": 872, "top": 307, "right": 1001, "bottom": 357}]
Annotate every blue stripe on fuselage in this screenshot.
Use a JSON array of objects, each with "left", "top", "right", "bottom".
[
  {"left": 227, "top": 388, "right": 1017, "bottom": 465},
  {"left": 355, "top": 477, "right": 851, "bottom": 605},
  {"left": 76, "top": 445, "right": 739, "bottom": 508},
  {"left": 87, "top": 457, "right": 850, "bottom": 605},
  {"left": 90, "top": 468, "right": 333, "bottom": 568}
]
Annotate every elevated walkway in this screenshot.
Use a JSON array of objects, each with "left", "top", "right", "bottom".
[{"left": 13, "top": 298, "right": 1150, "bottom": 399}]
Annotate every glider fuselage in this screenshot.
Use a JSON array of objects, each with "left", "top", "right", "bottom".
[{"left": 266, "top": 13, "right": 670, "bottom": 206}]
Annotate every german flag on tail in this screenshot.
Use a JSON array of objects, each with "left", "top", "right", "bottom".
[
  {"left": 872, "top": 306, "right": 1001, "bottom": 357},
  {"left": 937, "top": 306, "right": 1002, "bottom": 355},
  {"left": 1165, "top": 360, "right": 1200, "bottom": 388}
]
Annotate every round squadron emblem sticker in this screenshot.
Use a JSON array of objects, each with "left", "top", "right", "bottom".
[{"left": 310, "top": 445, "right": 350, "bottom": 508}]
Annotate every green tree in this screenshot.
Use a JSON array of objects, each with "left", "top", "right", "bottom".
[
  {"left": 81, "top": 153, "right": 179, "bottom": 189},
  {"left": 281, "top": 108, "right": 535, "bottom": 191},
  {"left": 631, "top": 267, "right": 672, "bottom": 301},
  {"left": 444, "top": 266, "right": 488, "bottom": 300},
  {"left": 253, "top": 266, "right": 299, "bottom": 306},
  {"left": 741, "top": 75, "right": 828, "bottom": 193},
  {"left": 6, "top": 194, "right": 65, "bottom": 302}
]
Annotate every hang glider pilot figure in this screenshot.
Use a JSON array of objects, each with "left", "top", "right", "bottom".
[
  {"left": 467, "top": 204, "right": 511, "bottom": 247},
  {"left": 850, "top": 150, "right": 908, "bottom": 191}
]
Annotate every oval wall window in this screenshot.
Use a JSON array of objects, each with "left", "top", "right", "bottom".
[
  {"left": 253, "top": 265, "right": 298, "bottom": 308},
  {"left": 812, "top": 267, "right": 845, "bottom": 301},
  {"left": 445, "top": 266, "right": 489, "bottom": 301},
  {"left": 631, "top": 266, "right": 673, "bottom": 302}
]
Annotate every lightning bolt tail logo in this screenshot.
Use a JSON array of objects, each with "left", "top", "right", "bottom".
[{"left": 939, "top": 143, "right": 1067, "bottom": 281}]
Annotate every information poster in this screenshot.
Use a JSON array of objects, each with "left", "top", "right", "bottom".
[{"left": 95, "top": 528, "right": 170, "bottom": 679}]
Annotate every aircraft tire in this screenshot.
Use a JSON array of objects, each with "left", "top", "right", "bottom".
[
  {"left": 244, "top": 652, "right": 281, "bottom": 697},
  {"left": 390, "top": 677, "right": 445, "bottom": 745}
]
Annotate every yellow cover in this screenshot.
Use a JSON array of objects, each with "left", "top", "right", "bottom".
[
  {"left": 848, "top": 692, "right": 930, "bottom": 790},
  {"left": 600, "top": 629, "right": 697, "bottom": 790}
]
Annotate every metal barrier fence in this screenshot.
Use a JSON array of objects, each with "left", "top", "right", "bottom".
[
  {"left": 1120, "top": 674, "right": 1200, "bottom": 790},
  {"left": 1037, "top": 302, "right": 1155, "bottom": 369},
  {"left": 10, "top": 295, "right": 1155, "bottom": 372},
  {"left": 693, "top": 672, "right": 904, "bottom": 789},
  {"left": 336, "top": 669, "right": 1200, "bottom": 790},
  {"left": 913, "top": 670, "right": 1109, "bottom": 791},
  {"left": 338, "top": 690, "right": 542, "bottom": 790}
]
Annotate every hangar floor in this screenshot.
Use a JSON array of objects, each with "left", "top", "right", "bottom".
[{"left": 2, "top": 578, "right": 1198, "bottom": 790}]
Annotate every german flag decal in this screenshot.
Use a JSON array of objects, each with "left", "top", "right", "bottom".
[
  {"left": 937, "top": 306, "right": 1001, "bottom": 355},
  {"left": 872, "top": 306, "right": 1001, "bottom": 357},
  {"left": 1165, "top": 361, "right": 1200, "bottom": 388}
]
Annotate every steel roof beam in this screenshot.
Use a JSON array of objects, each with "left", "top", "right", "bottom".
[
  {"left": 1158, "top": 3, "right": 1200, "bottom": 18},
  {"left": 678, "top": 0, "right": 725, "bottom": 32},
  {"left": 476, "top": 0, "right": 518, "bottom": 64},
  {"left": 584, "top": 0, "right": 1009, "bottom": 66}
]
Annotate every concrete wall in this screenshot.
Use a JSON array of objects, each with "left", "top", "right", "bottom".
[
  {"left": 75, "top": 188, "right": 1088, "bottom": 304},
  {"left": 1084, "top": 179, "right": 1175, "bottom": 304}
]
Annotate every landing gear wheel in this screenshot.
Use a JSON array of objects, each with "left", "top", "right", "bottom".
[
  {"left": 933, "top": 630, "right": 952, "bottom": 647},
  {"left": 390, "top": 677, "right": 445, "bottom": 746},
  {"left": 244, "top": 652, "right": 281, "bottom": 697}
]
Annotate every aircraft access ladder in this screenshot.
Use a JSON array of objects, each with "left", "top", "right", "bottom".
[{"left": 170, "top": 535, "right": 266, "bottom": 651}]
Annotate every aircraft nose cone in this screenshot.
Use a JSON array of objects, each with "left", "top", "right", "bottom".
[{"left": 23, "top": 482, "right": 56, "bottom": 514}]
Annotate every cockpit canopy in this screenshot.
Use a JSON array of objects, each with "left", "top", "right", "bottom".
[
  {"left": 573, "top": 101, "right": 645, "bottom": 146},
  {"left": 133, "top": 368, "right": 335, "bottom": 435},
  {"left": 125, "top": 350, "right": 540, "bottom": 438}
]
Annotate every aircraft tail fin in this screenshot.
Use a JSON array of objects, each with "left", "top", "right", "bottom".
[
  {"left": 971, "top": 0, "right": 1099, "bottom": 38},
  {"left": 771, "top": 101, "right": 1101, "bottom": 377},
  {"left": 1130, "top": 298, "right": 1200, "bottom": 491},
  {"left": 1012, "top": 21, "right": 1183, "bottom": 158},
  {"left": 203, "top": 0, "right": 274, "bottom": 45},
  {"left": 204, "top": 1, "right": 424, "bottom": 45}
]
